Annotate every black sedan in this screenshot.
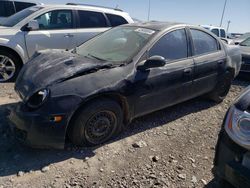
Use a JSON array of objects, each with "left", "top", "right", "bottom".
[
  {"left": 239, "top": 37, "right": 250, "bottom": 78},
  {"left": 9, "top": 22, "right": 242, "bottom": 149},
  {"left": 214, "top": 87, "right": 250, "bottom": 188}
]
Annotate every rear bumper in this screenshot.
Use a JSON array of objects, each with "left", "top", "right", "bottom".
[
  {"left": 8, "top": 103, "right": 67, "bottom": 149},
  {"left": 214, "top": 130, "right": 250, "bottom": 188}
]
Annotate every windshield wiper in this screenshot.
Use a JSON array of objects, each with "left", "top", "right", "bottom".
[{"left": 87, "top": 53, "right": 107, "bottom": 62}]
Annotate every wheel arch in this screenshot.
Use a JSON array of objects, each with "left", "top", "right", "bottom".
[
  {"left": 0, "top": 45, "right": 24, "bottom": 66},
  {"left": 65, "top": 92, "right": 131, "bottom": 138}
]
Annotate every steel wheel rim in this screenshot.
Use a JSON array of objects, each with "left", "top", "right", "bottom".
[
  {"left": 0, "top": 55, "right": 16, "bottom": 82},
  {"left": 85, "top": 110, "right": 117, "bottom": 145}
]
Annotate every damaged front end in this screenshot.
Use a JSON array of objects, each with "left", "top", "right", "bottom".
[
  {"left": 9, "top": 50, "right": 117, "bottom": 149},
  {"left": 214, "top": 87, "right": 250, "bottom": 187}
]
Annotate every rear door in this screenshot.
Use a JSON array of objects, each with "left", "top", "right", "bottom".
[
  {"left": 134, "top": 28, "right": 194, "bottom": 116},
  {"left": 73, "top": 10, "right": 110, "bottom": 46},
  {"left": 25, "top": 9, "right": 76, "bottom": 58},
  {"left": 189, "top": 28, "right": 227, "bottom": 96}
]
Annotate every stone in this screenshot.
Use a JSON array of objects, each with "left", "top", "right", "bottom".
[
  {"left": 178, "top": 173, "right": 186, "bottom": 180},
  {"left": 41, "top": 166, "right": 50, "bottom": 173},
  {"left": 17, "top": 171, "right": 24, "bottom": 177}
]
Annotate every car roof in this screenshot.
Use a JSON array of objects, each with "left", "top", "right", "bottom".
[
  {"left": 125, "top": 21, "right": 194, "bottom": 31},
  {"left": 38, "top": 4, "right": 129, "bottom": 16}
]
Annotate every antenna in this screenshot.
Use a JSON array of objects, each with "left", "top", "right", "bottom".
[
  {"left": 147, "top": 0, "right": 151, "bottom": 21},
  {"left": 220, "top": 0, "right": 228, "bottom": 27}
]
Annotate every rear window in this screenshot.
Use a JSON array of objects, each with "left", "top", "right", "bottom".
[
  {"left": 14, "top": 1, "right": 36, "bottom": 12},
  {"left": 78, "top": 10, "right": 107, "bottom": 28},
  {"left": 0, "top": 1, "right": 15, "bottom": 17},
  {"left": 190, "top": 29, "right": 219, "bottom": 56},
  {"left": 106, "top": 13, "right": 128, "bottom": 27}
]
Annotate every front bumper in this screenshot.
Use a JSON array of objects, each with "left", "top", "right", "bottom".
[
  {"left": 8, "top": 103, "right": 67, "bottom": 149},
  {"left": 214, "top": 129, "right": 250, "bottom": 188}
]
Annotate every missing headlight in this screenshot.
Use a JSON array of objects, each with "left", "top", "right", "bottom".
[{"left": 27, "top": 89, "right": 49, "bottom": 109}]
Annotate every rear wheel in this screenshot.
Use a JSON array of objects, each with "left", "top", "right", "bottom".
[
  {"left": 68, "top": 98, "right": 123, "bottom": 147},
  {"left": 0, "top": 50, "right": 22, "bottom": 82},
  {"left": 208, "top": 71, "right": 233, "bottom": 103}
]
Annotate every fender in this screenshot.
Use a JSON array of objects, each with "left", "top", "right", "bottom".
[{"left": 0, "top": 37, "right": 29, "bottom": 63}]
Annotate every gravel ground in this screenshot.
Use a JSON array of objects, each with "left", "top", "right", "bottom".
[{"left": 0, "top": 80, "right": 249, "bottom": 188}]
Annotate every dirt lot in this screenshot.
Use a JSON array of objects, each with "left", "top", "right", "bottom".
[{"left": 0, "top": 80, "right": 249, "bottom": 188}]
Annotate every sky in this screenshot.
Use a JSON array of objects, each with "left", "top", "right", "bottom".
[{"left": 34, "top": 0, "right": 250, "bottom": 33}]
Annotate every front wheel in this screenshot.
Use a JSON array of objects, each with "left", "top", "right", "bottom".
[
  {"left": 68, "top": 98, "right": 123, "bottom": 147},
  {"left": 0, "top": 50, "right": 22, "bottom": 82},
  {"left": 208, "top": 71, "right": 233, "bottom": 103}
]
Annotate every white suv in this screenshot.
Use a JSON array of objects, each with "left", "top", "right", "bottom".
[
  {"left": 201, "top": 25, "right": 227, "bottom": 38},
  {"left": 0, "top": 4, "right": 133, "bottom": 82}
]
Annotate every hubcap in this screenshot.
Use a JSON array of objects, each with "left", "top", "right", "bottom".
[
  {"left": 85, "top": 111, "right": 117, "bottom": 145},
  {"left": 0, "top": 55, "right": 16, "bottom": 82}
]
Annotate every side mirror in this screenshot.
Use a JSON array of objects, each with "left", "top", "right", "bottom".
[
  {"left": 137, "top": 56, "right": 166, "bottom": 71},
  {"left": 27, "top": 20, "right": 39, "bottom": 31}
]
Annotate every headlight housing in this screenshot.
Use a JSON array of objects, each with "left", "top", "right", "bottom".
[
  {"left": 225, "top": 106, "right": 250, "bottom": 150},
  {"left": 26, "top": 89, "right": 49, "bottom": 109}
]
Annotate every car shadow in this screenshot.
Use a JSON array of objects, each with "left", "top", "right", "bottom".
[
  {"left": 0, "top": 97, "right": 217, "bottom": 177},
  {"left": 204, "top": 179, "right": 218, "bottom": 188}
]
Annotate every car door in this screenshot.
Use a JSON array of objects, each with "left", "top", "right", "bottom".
[
  {"left": 189, "top": 28, "right": 227, "bottom": 96},
  {"left": 134, "top": 28, "right": 194, "bottom": 117},
  {"left": 25, "top": 9, "right": 76, "bottom": 58},
  {"left": 73, "top": 10, "right": 110, "bottom": 46}
]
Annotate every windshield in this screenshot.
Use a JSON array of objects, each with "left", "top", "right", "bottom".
[
  {"left": 1, "top": 6, "right": 43, "bottom": 27},
  {"left": 76, "top": 26, "right": 156, "bottom": 63}
]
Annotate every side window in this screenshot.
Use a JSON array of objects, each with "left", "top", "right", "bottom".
[
  {"left": 78, "top": 10, "right": 107, "bottom": 28},
  {"left": 211, "top": 29, "right": 219, "bottom": 37},
  {"left": 190, "top": 29, "right": 219, "bottom": 56},
  {"left": 35, "top": 10, "right": 73, "bottom": 30},
  {"left": 106, "top": 14, "right": 128, "bottom": 27},
  {"left": 14, "top": 2, "right": 36, "bottom": 12},
  {"left": 0, "top": 1, "right": 15, "bottom": 17},
  {"left": 220, "top": 29, "right": 226, "bottom": 38},
  {"left": 149, "top": 29, "right": 188, "bottom": 61}
]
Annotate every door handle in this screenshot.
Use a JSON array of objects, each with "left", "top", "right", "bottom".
[
  {"left": 64, "top": 34, "right": 74, "bottom": 38},
  {"left": 183, "top": 68, "right": 192, "bottom": 74}
]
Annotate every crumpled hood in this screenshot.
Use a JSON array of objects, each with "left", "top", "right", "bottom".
[{"left": 15, "top": 50, "right": 113, "bottom": 102}]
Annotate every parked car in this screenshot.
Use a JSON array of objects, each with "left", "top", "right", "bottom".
[
  {"left": 9, "top": 22, "right": 241, "bottom": 149},
  {"left": 234, "top": 32, "right": 250, "bottom": 45},
  {"left": 201, "top": 25, "right": 235, "bottom": 45},
  {"left": 213, "top": 86, "right": 250, "bottom": 188},
  {"left": 201, "top": 25, "right": 227, "bottom": 38},
  {"left": 0, "top": 4, "right": 133, "bottom": 82},
  {"left": 0, "top": 0, "right": 39, "bottom": 23},
  {"left": 238, "top": 37, "right": 250, "bottom": 77}
]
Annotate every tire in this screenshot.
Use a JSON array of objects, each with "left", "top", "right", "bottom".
[
  {"left": 68, "top": 98, "right": 123, "bottom": 147},
  {"left": 0, "top": 50, "right": 22, "bottom": 83},
  {"left": 208, "top": 71, "right": 233, "bottom": 103}
]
